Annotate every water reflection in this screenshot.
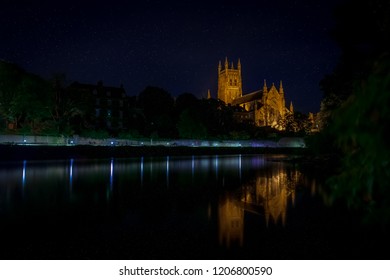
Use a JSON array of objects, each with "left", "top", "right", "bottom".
[
  {"left": 192, "top": 155, "right": 195, "bottom": 182},
  {"left": 0, "top": 154, "right": 323, "bottom": 258},
  {"left": 239, "top": 154, "right": 242, "bottom": 181},
  {"left": 219, "top": 194, "right": 244, "bottom": 248},
  {"left": 69, "top": 158, "right": 74, "bottom": 191},
  {"left": 218, "top": 165, "right": 301, "bottom": 248},
  {"left": 166, "top": 156, "right": 169, "bottom": 187},
  {"left": 22, "top": 160, "right": 26, "bottom": 189},
  {"left": 140, "top": 157, "right": 144, "bottom": 186},
  {"left": 243, "top": 167, "right": 298, "bottom": 226},
  {"left": 110, "top": 158, "right": 114, "bottom": 190},
  {"left": 215, "top": 155, "right": 218, "bottom": 179}
]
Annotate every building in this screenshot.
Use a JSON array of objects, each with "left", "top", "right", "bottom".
[
  {"left": 217, "top": 58, "right": 243, "bottom": 104},
  {"left": 68, "top": 81, "right": 128, "bottom": 132},
  {"left": 217, "top": 58, "right": 293, "bottom": 130}
]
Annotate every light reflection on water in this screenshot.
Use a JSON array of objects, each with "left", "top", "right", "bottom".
[
  {"left": 218, "top": 164, "right": 300, "bottom": 248},
  {"left": 22, "top": 160, "right": 26, "bottom": 190},
  {"left": 0, "top": 154, "right": 325, "bottom": 258}
]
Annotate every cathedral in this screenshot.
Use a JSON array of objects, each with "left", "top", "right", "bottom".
[{"left": 217, "top": 58, "right": 293, "bottom": 130}]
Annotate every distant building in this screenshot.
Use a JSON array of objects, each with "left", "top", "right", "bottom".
[
  {"left": 217, "top": 58, "right": 293, "bottom": 130},
  {"left": 68, "top": 81, "right": 128, "bottom": 131}
]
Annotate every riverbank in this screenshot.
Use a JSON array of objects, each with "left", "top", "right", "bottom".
[{"left": 0, "top": 144, "right": 310, "bottom": 161}]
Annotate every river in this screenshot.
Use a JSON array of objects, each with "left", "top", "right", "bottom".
[{"left": 0, "top": 154, "right": 388, "bottom": 259}]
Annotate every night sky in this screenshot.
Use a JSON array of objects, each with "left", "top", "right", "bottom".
[{"left": 0, "top": 0, "right": 342, "bottom": 114}]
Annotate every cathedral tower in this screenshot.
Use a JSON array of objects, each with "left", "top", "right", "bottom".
[{"left": 217, "top": 57, "right": 242, "bottom": 104}]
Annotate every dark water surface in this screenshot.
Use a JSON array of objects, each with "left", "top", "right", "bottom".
[{"left": 0, "top": 154, "right": 388, "bottom": 259}]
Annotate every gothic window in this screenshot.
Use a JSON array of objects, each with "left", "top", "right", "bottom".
[
  {"left": 234, "top": 79, "right": 237, "bottom": 86},
  {"left": 229, "top": 79, "right": 232, "bottom": 86}
]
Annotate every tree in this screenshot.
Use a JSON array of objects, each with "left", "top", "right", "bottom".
[
  {"left": 0, "top": 60, "right": 27, "bottom": 129},
  {"left": 319, "top": 0, "right": 390, "bottom": 224},
  {"left": 63, "top": 86, "right": 95, "bottom": 135},
  {"left": 197, "top": 98, "right": 234, "bottom": 138},
  {"left": 277, "top": 111, "right": 310, "bottom": 135},
  {"left": 0, "top": 60, "right": 53, "bottom": 133},
  {"left": 175, "top": 92, "right": 198, "bottom": 114},
  {"left": 137, "top": 86, "right": 176, "bottom": 137},
  {"left": 177, "top": 108, "right": 207, "bottom": 139},
  {"left": 319, "top": 0, "right": 390, "bottom": 126},
  {"left": 328, "top": 56, "right": 390, "bottom": 224},
  {"left": 17, "top": 74, "right": 53, "bottom": 133},
  {"left": 138, "top": 86, "right": 174, "bottom": 119}
]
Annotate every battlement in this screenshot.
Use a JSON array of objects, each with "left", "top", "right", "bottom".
[{"left": 217, "top": 57, "right": 242, "bottom": 104}]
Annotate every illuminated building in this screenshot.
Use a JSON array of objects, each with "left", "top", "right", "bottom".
[
  {"left": 217, "top": 58, "right": 243, "bottom": 105},
  {"left": 217, "top": 58, "right": 293, "bottom": 130}
]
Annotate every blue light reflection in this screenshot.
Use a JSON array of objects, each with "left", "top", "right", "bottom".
[
  {"left": 22, "top": 160, "right": 27, "bottom": 189},
  {"left": 69, "top": 158, "right": 74, "bottom": 191},
  {"left": 140, "top": 156, "right": 144, "bottom": 186},
  {"left": 110, "top": 158, "right": 114, "bottom": 190},
  {"left": 166, "top": 156, "right": 169, "bottom": 186}
]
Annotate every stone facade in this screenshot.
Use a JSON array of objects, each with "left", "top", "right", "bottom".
[
  {"left": 217, "top": 58, "right": 293, "bottom": 130},
  {"left": 217, "top": 57, "right": 242, "bottom": 104}
]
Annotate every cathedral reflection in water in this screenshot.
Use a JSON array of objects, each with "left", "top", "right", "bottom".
[{"left": 218, "top": 165, "right": 301, "bottom": 248}]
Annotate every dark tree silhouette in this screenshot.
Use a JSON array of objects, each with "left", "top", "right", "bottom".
[
  {"left": 319, "top": 0, "right": 390, "bottom": 125},
  {"left": 137, "top": 86, "right": 175, "bottom": 138},
  {"left": 0, "top": 60, "right": 53, "bottom": 133},
  {"left": 318, "top": 0, "right": 390, "bottom": 224}
]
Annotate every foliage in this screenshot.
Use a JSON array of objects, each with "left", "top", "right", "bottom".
[
  {"left": 304, "top": 128, "right": 338, "bottom": 155},
  {"left": 319, "top": 0, "right": 390, "bottom": 128},
  {"left": 153, "top": 114, "right": 176, "bottom": 138},
  {"left": 63, "top": 84, "right": 96, "bottom": 134},
  {"left": 138, "top": 86, "right": 174, "bottom": 119},
  {"left": 327, "top": 57, "right": 390, "bottom": 224},
  {"left": 177, "top": 108, "right": 207, "bottom": 139},
  {"left": 314, "top": 0, "right": 390, "bottom": 224},
  {"left": 80, "top": 129, "right": 110, "bottom": 139},
  {"left": 126, "top": 108, "right": 146, "bottom": 134},
  {"left": 0, "top": 60, "right": 54, "bottom": 133},
  {"left": 197, "top": 98, "right": 235, "bottom": 137},
  {"left": 229, "top": 130, "right": 250, "bottom": 140},
  {"left": 137, "top": 86, "right": 176, "bottom": 138},
  {"left": 118, "top": 129, "right": 143, "bottom": 140},
  {"left": 175, "top": 92, "right": 198, "bottom": 114}
]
